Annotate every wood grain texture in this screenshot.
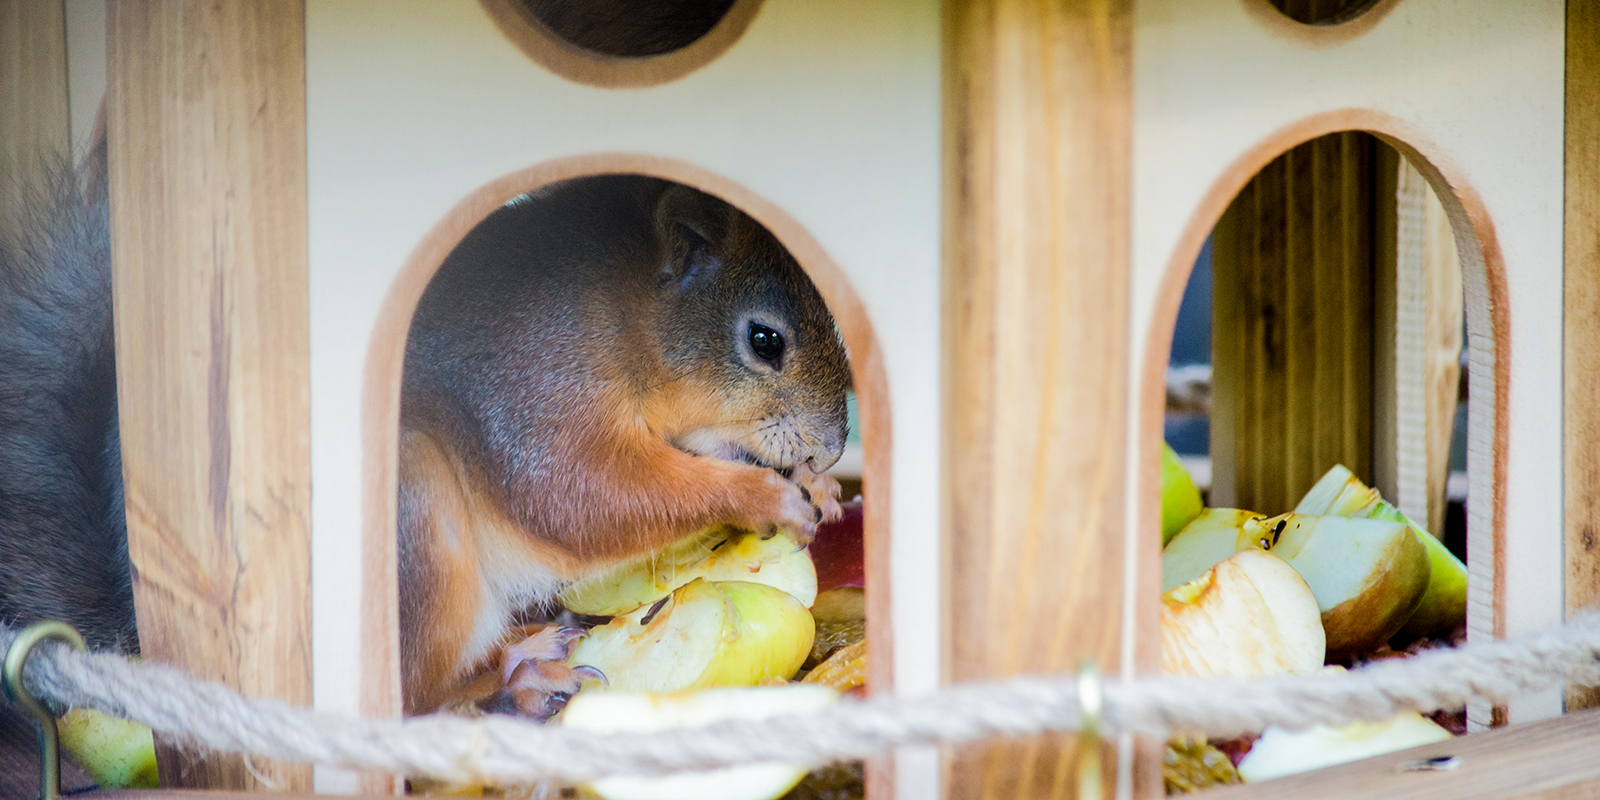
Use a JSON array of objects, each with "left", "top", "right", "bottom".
[
  {"left": 107, "top": 0, "right": 311, "bottom": 790},
  {"left": 1210, "top": 133, "right": 1375, "bottom": 515},
  {"left": 1566, "top": 0, "right": 1600, "bottom": 712},
  {"left": 942, "top": 1, "right": 1139, "bottom": 797},
  {"left": 0, "top": 0, "right": 69, "bottom": 221},
  {"left": 1421, "top": 184, "right": 1462, "bottom": 540},
  {"left": 1205, "top": 705, "right": 1600, "bottom": 800}
]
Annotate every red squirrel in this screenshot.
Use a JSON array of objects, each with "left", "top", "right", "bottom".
[
  {"left": 0, "top": 155, "right": 849, "bottom": 728},
  {"left": 396, "top": 174, "right": 849, "bottom": 716}
]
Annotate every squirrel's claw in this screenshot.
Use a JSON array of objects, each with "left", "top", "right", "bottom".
[{"left": 478, "top": 625, "right": 594, "bottom": 722}]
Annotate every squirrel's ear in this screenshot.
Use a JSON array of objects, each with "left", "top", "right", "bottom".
[{"left": 655, "top": 185, "right": 730, "bottom": 290}]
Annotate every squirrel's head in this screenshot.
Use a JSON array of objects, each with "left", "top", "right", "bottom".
[{"left": 646, "top": 185, "right": 850, "bottom": 474}]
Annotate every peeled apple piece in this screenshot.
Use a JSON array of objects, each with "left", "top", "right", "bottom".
[
  {"left": 561, "top": 685, "right": 839, "bottom": 800},
  {"left": 1161, "top": 548, "right": 1325, "bottom": 678},
  {"left": 1161, "top": 508, "right": 1265, "bottom": 591},
  {"left": 58, "top": 708, "right": 158, "bottom": 789},
  {"left": 569, "top": 578, "right": 814, "bottom": 693},
  {"left": 1295, "top": 465, "right": 1467, "bottom": 638},
  {"left": 561, "top": 527, "right": 817, "bottom": 616},
  {"left": 1246, "top": 513, "right": 1430, "bottom": 657},
  {"left": 1237, "top": 712, "right": 1452, "bottom": 782},
  {"left": 1161, "top": 443, "right": 1205, "bottom": 545}
]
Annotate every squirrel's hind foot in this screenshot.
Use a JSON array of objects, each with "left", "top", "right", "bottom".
[{"left": 473, "top": 625, "right": 603, "bottom": 722}]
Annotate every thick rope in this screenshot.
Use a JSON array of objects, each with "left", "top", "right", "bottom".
[{"left": 5, "top": 614, "right": 1600, "bottom": 786}]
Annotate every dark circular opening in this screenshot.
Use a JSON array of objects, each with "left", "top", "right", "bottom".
[
  {"left": 518, "top": 0, "right": 738, "bottom": 57},
  {"left": 1265, "top": 0, "right": 1382, "bottom": 25}
]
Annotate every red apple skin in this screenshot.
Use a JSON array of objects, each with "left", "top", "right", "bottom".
[{"left": 810, "top": 501, "right": 864, "bottom": 592}]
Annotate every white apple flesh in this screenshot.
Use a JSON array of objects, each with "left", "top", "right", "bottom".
[
  {"left": 1161, "top": 548, "right": 1326, "bottom": 678},
  {"left": 561, "top": 527, "right": 817, "bottom": 616},
  {"left": 1161, "top": 508, "right": 1266, "bottom": 591},
  {"left": 1238, "top": 711, "right": 1452, "bottom": 782}
]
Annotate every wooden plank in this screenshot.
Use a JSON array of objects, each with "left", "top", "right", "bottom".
[
  {"left": 106, "top": 0, "right": 311, "bottom": 791},
  {"left": 0, "top": 0, "right": 70, "bottom": 221},
  {"left": 1210, "top": 134, "right": 1375, "bottom": 515},
  {"left": 1421, "top": 185, "right": 1462, "bottom": 540},
  {"left": 942, "top": 0, "right": 1140, "bottom": 798},
  {"left": 1206, "top": 706, "right": 1600, "bottom": 800},
  {"left": 1566, "top": 0, "right": 1600, "bottom": 713}
]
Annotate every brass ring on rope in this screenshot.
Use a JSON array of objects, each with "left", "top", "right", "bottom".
[
  {"left": 4, "top": 621, "right": 88, "bottom": 800},
  {"left": 1077, "top": 658, "right": 1103, "bottom": 800}
]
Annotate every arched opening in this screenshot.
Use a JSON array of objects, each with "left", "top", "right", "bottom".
[
  {"left": 359, "top": 155, "right": 890, "bottom": 795},
  {"left": 480, "top": 0, "right": 764, "bottom": 88},
  {"left": 1145, "top": 115, "right": 1509, "bottom": 778}
]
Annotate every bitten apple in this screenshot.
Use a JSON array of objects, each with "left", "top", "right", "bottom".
[
  {"left": 1162, "top": 548, "right": 1325, "bottom": 678},
  {"left": 1161, "top": 508, "right": 1265, "bottom": 591},
  {"left": 561, "top": 527, "right": 817, "bottom": 616},
  {"left": 569, "top": 579, "right": 815, "bottom": 693},
  {"left": 1246, "top": 513, "right": 1430, "bottom": 657}
]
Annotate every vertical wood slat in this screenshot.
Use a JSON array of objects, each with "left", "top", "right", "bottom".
[
  {"left": 107, "top": 1, "right": 311, "bottom": 791},
  {"left": 0, "top": 0, "right": 69, "bottom": 221},
  {"left": 1421, "top": 186, "right": 1462, "bottom": 540},
  {"left": 1211, "top": 133, "right": 1374, "bottom": 514},
  {"left": 943, "top": 1, "right": 1139, "bottom": 798},
  {"left": 1565, "top": 0, "right": 1600, "bottom": 712}
]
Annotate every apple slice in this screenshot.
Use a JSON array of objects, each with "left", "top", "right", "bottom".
[
  {"left": 1247, "top": 513, "right": 1430, "bottom": 657},
  {"left": 561, "top": 527, "right": 817, "bottom": 616},
  {"left": 1161, "top": 508, "right": 1265, "bottom": 591},
  {"left": 1295, "top": 466, "right": 1467, "bottom": 638},
  {"left": 569, "top": 579, "right": 815, "bottom": 693},
  {"left": 1161, "top": 443, "right": 1205, "bottom": 545},
  {"left": 561, "top": 685, "right": 839, "bottom": 800},
  {"left": 1162, "top": 548, "right": 1325, "bottom": 678},
  {"left": 810, "top": 501, "right": 864, "bottom": 593},
  {"left": 58, "top": 708, "right": 158, "bottom": 789},
  {"left": 1237, "top": 711, "right": 1452, "bottom": 782}
]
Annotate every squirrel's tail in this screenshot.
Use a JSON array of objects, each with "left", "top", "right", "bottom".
[{"left": 0, "top": 144, "right": 135, "bottom": 656}]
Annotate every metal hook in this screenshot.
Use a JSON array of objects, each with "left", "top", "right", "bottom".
[
  {"left": 4, "top": 621, "right": 88, "bottom": 800},
  {"left": 1076, "top": 658, "right": 1103, "bottom": 800}
]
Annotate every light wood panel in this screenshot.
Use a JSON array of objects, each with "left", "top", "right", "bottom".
[
  {"left": 0, "top": 0, "right": 70, "bottom": 222},
  {"left": 942, "top": 1, "right": 1140, "bottom": 798},
  {"left": 1566, "top": 0, "right": 1600, "bottom": 713},
  {"left": 107, "top": 0, "right": 311, "bottom": 791},
  {"left": 1210, "top": 133, "right": 1375, "bottom": 515}
]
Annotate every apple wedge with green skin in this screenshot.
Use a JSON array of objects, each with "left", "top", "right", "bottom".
[
  {"left": 58, "top": 708, "right": 159, "bottom": 789},
  {"left": 1296, "top": 465, "right": 1468, "bottom": 637},
  {"left": 1161, "top": 442, "right": 1205, "bottom": 545},
  {"left": 1161, "top": 508, "right": 1266, "bottom": 591},
  {"left": 1162, "top": 548, "right": 1325, "bottom": 678},
  {"left": 569, "top": 578, "right": 815, "bottom": 693},
  {"left": 560, "top": 527, "right": 817, "bottom": 616},
  {"left": 561, "top": 685, "right": 839, "bottom": 800},
  {"left": 1246, "top": 513, "right": 1430, "bottom": 657},
  {"left": 1237, "top": 710, "right": 1452, "bottom": 782}
]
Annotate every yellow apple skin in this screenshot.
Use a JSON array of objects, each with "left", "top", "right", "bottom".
[
  {"left": 570, "top": 579, "right": 814, "bottom": 693},
  {"left": 560, "top": 528, "right": 816, "bottom": 616},
  {"left": 1161, "top": 443, "right": 1205, "bottom": 545},
  {"left": 1161, "top": 548, "right": 1325, "bottom": 678},
  {"left": 58, "top": 708, "right": 159, "bottom": 789}
]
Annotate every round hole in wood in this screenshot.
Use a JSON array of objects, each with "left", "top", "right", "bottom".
[
  {"left": 1265, "top": 0, "right": 1382, "bottom": 25},
  {"left": 480, "top": 0, "right": 764, "bottom": 88}
]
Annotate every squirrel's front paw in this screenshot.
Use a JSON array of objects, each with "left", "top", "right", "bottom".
[
  {"left": 733, "top": 467, "right": 823, "bottom": 543},
  {"left": 476, "top": 626, "right": 605, "bottom": 721},
  {"left": 791, "top": 464, "right": 843, "bottom": 524}
]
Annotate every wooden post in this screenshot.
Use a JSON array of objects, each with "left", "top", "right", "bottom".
[
  {"left": 1210, "top": 133, "right": 1375, "bottom": 513},
  {"left": 0, "top": 0, "right": 69, "bottom": 221},
  {"left": 107, "top": 1, "right": 312, "bottom": 790},
  {"left": 1565, "top": 0, "right": 1600, "bottom": 712},
  {"left": 943, "top": 1, "right": 1139, "bottom": 798}
]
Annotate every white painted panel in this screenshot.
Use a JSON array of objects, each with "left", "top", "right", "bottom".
[
  {"left": 306, "top": 0, "right": 940, "bottom": 791},
  {"left": 1130, "top": 0, "right": 1565, "bottom": 724}
]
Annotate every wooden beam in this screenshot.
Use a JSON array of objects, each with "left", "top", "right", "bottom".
[
  {"left": 106, "top": 0, "right": 311, "bottom": 791},
  {"left": 1210, "top": 133, "right": 1375, "bottom": 514},
  {"left": 0, "top": 0, "right": 70, "bottom": 221},
  {"left": 1565, "top": 0, "right": 1600, "bottom": 712},
  {"left": 942, "top": 1, "right": 1140, "bottom": 798}
]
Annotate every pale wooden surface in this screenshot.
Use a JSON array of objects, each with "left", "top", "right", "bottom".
[
  {"left": 942, "top": 1, "right": 1143, "bottom": 797},
  {"left": 0, "top": 0, "right": 69, "bottom": 220},
  {"left": 1210, "top": 133, "right": 1375, "bottom": 515},
  {"left": 107, "top": 0, "right": 312, "bottom": 791},
  {"left": 1566, "top": 0, "right": 1600, "bottom": 713},
  {"left": 1421, "top": 184, "right": 1462, "bottom": 540},
  {"left": 1206, "top": 706, "right": 1600, "bottom": 800}
]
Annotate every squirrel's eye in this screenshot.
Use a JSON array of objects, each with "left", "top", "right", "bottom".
[{"left": 748, "top": 323, "right": 785, "bottom": 365}]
